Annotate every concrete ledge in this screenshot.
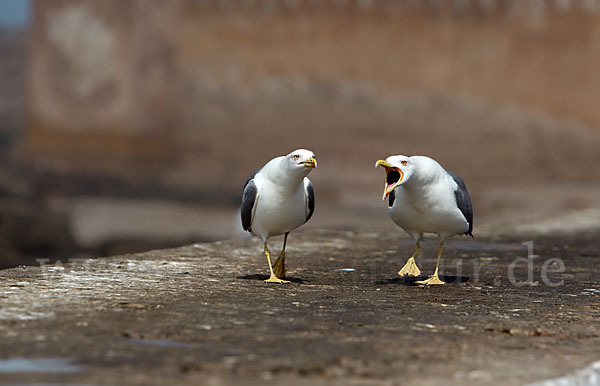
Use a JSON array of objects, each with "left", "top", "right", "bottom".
[{"left": 0, "top": 229, "right": 598, "bottom": 385}]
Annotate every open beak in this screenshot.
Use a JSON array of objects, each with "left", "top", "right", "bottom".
[
  {"left": 301, "top": 157, "right": 317, "bottom": 169},
  {"left": 375, "top": 159, "right": 404, "bottom": 200}
]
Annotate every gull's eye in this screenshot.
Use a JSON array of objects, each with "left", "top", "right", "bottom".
[
  {"left": 293, "top": 154, "right": 300, "bottom": 160},
  {"left": 401, "top": 160, "right": 407, "bottom": 166}
]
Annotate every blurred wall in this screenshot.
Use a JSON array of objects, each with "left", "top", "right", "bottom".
[
  {"left": 24, "top": 0, "right": 600, "bottom": 184},
  {"left": 26, "top": 0, "right": 180, "bottom": 173}
]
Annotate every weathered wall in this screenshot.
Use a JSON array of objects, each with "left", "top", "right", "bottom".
[
  {"left": 177, "top": 0, "right": 600, "bottom": 126},
  {"left": 26, "top": 0, "right": 180, "bottom": 171},
  {"left": 24, "top": 0, "right": 600, "bottom": 179}
]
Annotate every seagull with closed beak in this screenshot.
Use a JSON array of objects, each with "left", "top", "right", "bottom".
[
  {"left": 376, "top": 155, "right": 473, "bottom": 285},
  {"left": 241, "top": 149, "right": 317, "bottom": 283}
]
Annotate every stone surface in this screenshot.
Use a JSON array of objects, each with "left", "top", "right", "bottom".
[{"left": 0, "top": 229, "right": 599, "bottom": 385}]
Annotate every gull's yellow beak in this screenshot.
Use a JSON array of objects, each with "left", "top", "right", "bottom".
[
  {"left": 301, "top": 157, "right": 317, "bottom": 169},
  {"left": 375, "top": 159, "right": 392, "bottom": 168},
  {"left": 376, "top": 159, "right": 404, "bottom": 201}
]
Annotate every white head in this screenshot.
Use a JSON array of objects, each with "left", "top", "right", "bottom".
[
  {"left": 375, "top": 155, "right": 416, "bottom": 200},
  {"left": 283, "top": 149, "right": 317, "bottom": 175}
]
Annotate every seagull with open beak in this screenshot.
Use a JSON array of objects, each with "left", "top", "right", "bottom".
[{"left": 376, "top": 155, "right": 473, "bottom": 285}]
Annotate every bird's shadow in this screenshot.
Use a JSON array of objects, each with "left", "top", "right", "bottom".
[
  {"left": 376, "top": 275, "right": 470, "bottom": 286},
  {"left": 236, "top": 274, "right": 306, "bottom": 284}
]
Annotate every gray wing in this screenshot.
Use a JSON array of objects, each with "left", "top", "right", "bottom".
[
  {"left": 445, "top": 169, "right": 473, "bottom": 236},
  {"left": 304, "top": 178, "right": 315, "bottom": 222},
  {"left": 241, "top": 168, "right": 261, "bottom": 232}
]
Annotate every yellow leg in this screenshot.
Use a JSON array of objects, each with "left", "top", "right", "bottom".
[
  {"left": 263, "top": 242, "right": 289, "bottom": 284},
  {"left": 398, "top": 242, "right": 422, "bottom": 276},
  {"left": 273, "top": 250, "right": 286, "bottom": 278},
  {"left": 416, "top": 242, "right": 446, "bottom": 285},
  {"left": 272, "top": 233, "right": 288, "bottom": 278}
]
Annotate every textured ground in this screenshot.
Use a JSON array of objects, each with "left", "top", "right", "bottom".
[{"left": 0, "top": 229, "right": 598, "bottom": 385}]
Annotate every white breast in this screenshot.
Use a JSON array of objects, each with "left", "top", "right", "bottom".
[
  {"left": 250, "top": 177, "right": 307, "bottom": 240},
  {"left": 389, "top": 174, "right": 469, "bottom": 239}
]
